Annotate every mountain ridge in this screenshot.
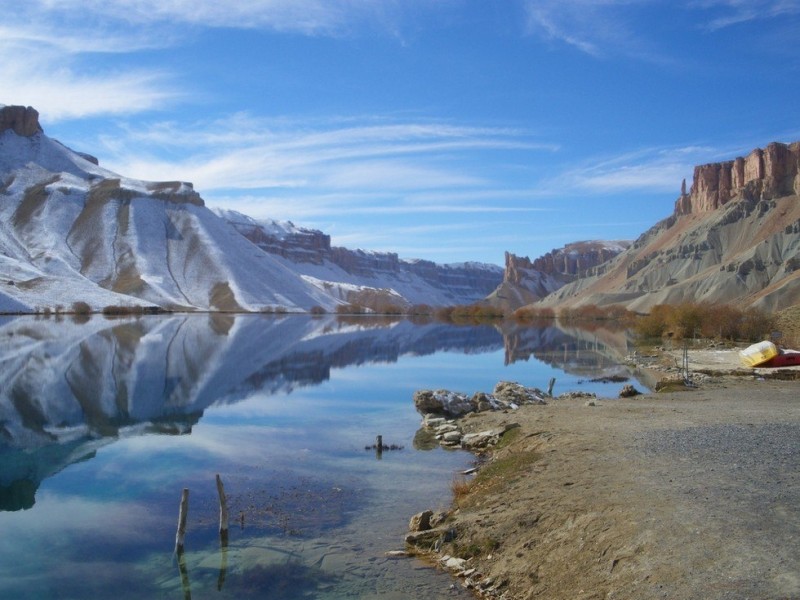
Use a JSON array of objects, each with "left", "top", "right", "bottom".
[
  {"left": 536, "top": 141, "right": 800, "bottom": 312},
  {"left": 0, "top": 105, "right": 501, "bottom": 313},
  {"left": 485, "top": 241, "right": 631, "bottom": 311}
]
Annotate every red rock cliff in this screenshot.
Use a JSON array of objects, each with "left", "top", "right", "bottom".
[{"left": 675, "top": 141, "right": 800, "bottom": 215}]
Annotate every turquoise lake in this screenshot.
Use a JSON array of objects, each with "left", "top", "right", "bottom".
[{"left": 0, "top": 314, "right": 643, "bottom": 599}]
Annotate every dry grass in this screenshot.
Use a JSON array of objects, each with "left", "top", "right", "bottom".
[{"left": 451, "top": 476, "right": 472, "bottom": 507}]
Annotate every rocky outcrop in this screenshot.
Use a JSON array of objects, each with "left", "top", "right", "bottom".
[
  {"left": 676, "top": 142, "right": 800, "bottom": 215},
  {"left": 487, "top": 242, "right": 630, "bottom": 311},
  {"left": 539, "top": 141, "right": 800, "bottom": 313},
  {"left": 413, "top": 381, "right": 547, "bottom": 421},
  {"left": 525, "top": 241, "right": 631, "bottom": 279},
  {"left": 0, "top": 105, "right": 42, "bottom": 137},
  {"left": 236, "top": 221, "right": 331, "bottom": 264}
]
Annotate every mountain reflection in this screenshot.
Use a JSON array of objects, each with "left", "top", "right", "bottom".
[{"left": 0, "top": 314, "right": 634, "bottom": 511}]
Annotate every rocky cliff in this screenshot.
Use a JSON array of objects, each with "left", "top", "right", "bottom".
[
  {"left": 221, "top": 211, "right": 503, "bottom": 307},
  {"left": 486, "top": 241, "right": 630, "bottom": 311},
  {"left": 1, "top": 103, "right": 499, "bottom": 313},
  {"left": 538, "top": 141, "right": 800, "bottom": 313},
  {"left": 675, "top": 142, "right": 800, "bottom": 215},
  {"left": 0, "top": 105, "right": 42, "bottom": 137}
]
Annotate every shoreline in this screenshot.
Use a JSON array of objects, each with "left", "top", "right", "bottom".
[{"left": 406, "top": 353, "right": 800, "bottom": 599}]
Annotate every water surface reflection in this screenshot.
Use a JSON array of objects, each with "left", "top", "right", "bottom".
[{"left": 0, "top": 314, "right": 640, "bottom": 599}]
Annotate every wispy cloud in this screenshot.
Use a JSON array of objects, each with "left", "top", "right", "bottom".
[
  {"left": 690, "top": 0, "right": 800, "bottom": 30},
  {"left": 21, "top": 0, "right": 439, "bottom": 37},
  {"left": 97, "top": 114, "right": 551, "bottom": 192},
  {"left": 1, "top": 0, "right": 431, "bottom": 121},
  {"left": 522, "top": 0, "right": 800, "bottom": 60},
  {"left": 522, "top": 0, "right": 658, "bottom": 59},
  {"left": 557, "top": 145, "right": 710, "bottom": 194},
  {"left": 0, "top": 15, "right": 182, "bottom": 121}
]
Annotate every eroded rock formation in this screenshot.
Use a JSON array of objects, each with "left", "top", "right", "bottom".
[
  {"left": 0, "top": 105, "right": 42, "bottom": 137},
  {"left": 487, "top": 242, "right": 630, "bottom": 310},
  {"left": 676, "top": 142, "right": 800, "bottom": 215},
  {"left": 540, "top": 140, "right": 800, "bottom": 313}
]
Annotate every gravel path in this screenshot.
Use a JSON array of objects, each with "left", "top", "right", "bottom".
[
  {"left": 422, "top": 375, "right": 800, "bottom": 600},
  {"left": 633, "top": 421, "right": 800, "bottom": 599}
]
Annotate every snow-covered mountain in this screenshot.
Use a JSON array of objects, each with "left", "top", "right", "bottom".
[
  {"left": 215, "top": 209, "right": 503, "bottom": 307},
  {"left": 0, "top": 105, "right": 500, "bottom": 313},
  {"left": 0, "top": 106, "right": 335, "bottom": 313}
]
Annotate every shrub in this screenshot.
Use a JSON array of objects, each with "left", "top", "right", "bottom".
[
  {"left": 558, "top": 304, "right": 636, "bottom": 324},
  {"left": 634, "top": 304, "right": 672, "bottom": 339},
  {"left": 739, "top": 307, "right": 775, "bottom": 342},
  {"left": 407, "top": 304, "right": 434, "bottom": 316},
  {"left": 513, "top": 306, "right": 556, "bottom": 321},
  {"left": 309, "top": 305, "right": 326, "bottom": 316},
  {"left": 335, "top": 303, "right": 367, "bottom": 315},
  {"left": 72, "top": 301, "right": 91, "bottom": 315},
  {"left": 374, "top": 303, "right": 405, "bottom": 315},
  {"left": 451, "top": 304, "right": 505, "bottom": 323},
  {"left": 667, "top": 302, "right": 707, "bottom": 338},
  {"left": 634, "top": 302, "right": 775, "bottom": 342}
]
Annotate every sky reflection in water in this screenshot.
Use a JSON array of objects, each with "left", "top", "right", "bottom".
[{"left": 0, "top": 314, "right": 640, "bottom": 599}]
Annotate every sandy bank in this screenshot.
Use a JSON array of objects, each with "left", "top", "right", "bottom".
[{"left": 408, "top": 355, "right": 800, "bottom": 599}]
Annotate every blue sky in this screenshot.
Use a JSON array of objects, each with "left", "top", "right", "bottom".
[{"left": 3, "top": 1, "right": 799, "bottom": 265}]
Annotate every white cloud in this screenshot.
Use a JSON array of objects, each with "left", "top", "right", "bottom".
[
  {"left": 0, "top": 17, "right": 182, "bottom": 121},
  {"left": 97, "top": 115, "right": 549, "bottom": 193},
  {"left": 691, "top": 0, "right": 800, "bottom": 30},
  {"left": 522, "top": 0, "right": 800, "bottom": 60},
  {"left": 24, "top": 0, "right": 436, "bottom": 37},
  {"left": 556, "top": 145, "right": 720, "bottom": 194},
  {"left": 0, "top": 63, "right": 180, "bottom": 121},
  {"left": 522, "top": 0, "right": 656, "bottom": 58}
]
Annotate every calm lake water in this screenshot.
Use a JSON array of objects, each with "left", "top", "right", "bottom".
[{"left": 0, "top": 314, "right": 642, "bottom": 599}]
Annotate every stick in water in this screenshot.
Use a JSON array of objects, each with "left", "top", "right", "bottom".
[{"left": 176, "top": 488, "right": 189, "bottom": 554}]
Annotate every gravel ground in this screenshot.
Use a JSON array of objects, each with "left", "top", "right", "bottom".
[
  {"left": 421, "top": 372, "right": 800, "bottom": 600},
  {"left": 633, "top": 422, "right": 800, "bottom": 599}
]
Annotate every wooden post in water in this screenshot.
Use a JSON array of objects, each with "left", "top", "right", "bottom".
[
  {"left": 215, "top": 474, "right": 230, "bottom": 591},
  {"left": 375, "top": 434, "right": 383, "bottom": 458},
  {"left": 216, "top": 474, "right": 229, "bottom": 547},
  {"left": 175, "top": 488, "right": 192, "bottom": 599},
  {"left": 175, "top": 488, "right": 189, "bottom": 554},
  {"left": 177, "top": 550, "right": 192, "bottom": 600},
  {"left": 547, "top": 377, "right": 556, "bottom": 397}
]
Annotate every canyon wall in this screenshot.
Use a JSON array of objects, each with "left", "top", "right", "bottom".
[{"left": 675, "top": 142, "right": 800, "bottom": 215}]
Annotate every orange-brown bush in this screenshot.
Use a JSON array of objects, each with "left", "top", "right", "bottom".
[
  {"left": 634, "top": 302, "right": 774, "bottom": 342},
  {"left": 558, "top": 304, "right": 636, "bottom": 324},
  {"left": 439, "top": 303, "right": 506, "bottom": 324},
  {"left": 513, "top": 306, "right": 556, "bottom": 322}
]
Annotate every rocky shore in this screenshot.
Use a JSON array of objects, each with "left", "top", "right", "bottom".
[{"left": 404, "top": 350, "right": 800, "bottom": 599}]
